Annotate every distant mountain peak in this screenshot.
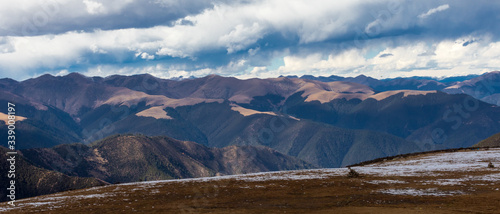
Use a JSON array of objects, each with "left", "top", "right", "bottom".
[
  {"left": 0, "top": 78, "right": 18, "bottom": 83},
  {"left": 37, "top": 73, "right": 56, "bottom": 79},
  {"left": 65, "top": 72, "right": 86, "bottom": 78}
]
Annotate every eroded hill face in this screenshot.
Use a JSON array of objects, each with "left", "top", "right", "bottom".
[{"left": 2, "top": 148, "right": 498, "bottom": 213}]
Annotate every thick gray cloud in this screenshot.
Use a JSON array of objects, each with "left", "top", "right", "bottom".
[
  {"left": 0, "top": 0, "right": 237, "bottom": 36},
  {"left": 1, "top": 0, "right": 500, "bottom": 80}
]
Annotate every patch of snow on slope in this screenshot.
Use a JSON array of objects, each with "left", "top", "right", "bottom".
[
  {"left": 379, "top": 188, "right": 464, "bottom": 196},
  {"left": 116, "top": 168, "right": 348, "bottom": 188},
  {"left": 0, "top": 193, "right": 113, "bottom": 212},
  {"left": 365, "top": 180, "right": 407, "bottom": 185},
  {"left": 353, "top": 149, "right": 500, "bottom": 177}
]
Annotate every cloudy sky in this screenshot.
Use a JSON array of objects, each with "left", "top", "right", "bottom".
[{"left": 1, "top": 0, "right": 500, "bottom": 80}]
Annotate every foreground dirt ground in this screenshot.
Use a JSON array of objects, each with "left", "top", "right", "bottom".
[{"left": 2, "top": 148, "right": 499, "bottom": 213}]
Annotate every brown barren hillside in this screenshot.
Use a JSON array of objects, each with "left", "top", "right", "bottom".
[{"left": 475, "top": 132, "right": 500, "bottom": 148}]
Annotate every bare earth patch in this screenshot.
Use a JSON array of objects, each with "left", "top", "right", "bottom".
[
  {"left": 369, "top": 90, "right": 437, "bottom": 101},
  {"left": 230, "top": 104, "right": 277, "bottom": 117},
  {"left": 135, "top": 106, "right": 172, "bottom": 119},
  {"left": 0, "top": 112, "right": 27, "bottom": 124}
]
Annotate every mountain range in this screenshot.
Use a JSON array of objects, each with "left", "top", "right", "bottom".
[
  {"left": 1, "top": 72, "right": 500, "bottom": 167},
  {"left": 2, "top": 71, "right": 500, "bottom": 200},
  {"left": 292, "top": 71, "right": 500, "bottom": 106}
]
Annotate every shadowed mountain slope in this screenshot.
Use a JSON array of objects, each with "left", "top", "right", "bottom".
[
  {"left": 0, "top": 146, "right": 107, "bottom": 202},
  {"left": 21, "top": 134, "right": 314, "bottom": 184}
]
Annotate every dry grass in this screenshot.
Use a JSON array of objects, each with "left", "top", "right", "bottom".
[
  {"left": 2, "top": 170, "right": 499, "bottom": 213},
  {"left": 2, "top": 148, "right": 499, "bottom": 213}
]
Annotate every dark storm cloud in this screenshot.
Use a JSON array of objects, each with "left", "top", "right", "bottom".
[{"left": 0, "top": 0, "right": 235, "bottom": 36}]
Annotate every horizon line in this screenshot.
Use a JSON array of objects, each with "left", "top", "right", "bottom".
[{"left": 6, "top": 70, "right": 499, "bottom": 82}]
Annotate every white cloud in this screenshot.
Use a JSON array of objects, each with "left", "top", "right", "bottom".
[
  {"left": 219, "top": 23, "right": 264, "bottom": 53},
  {"left": 135, "top": 52, "right": 155, "bottom": 60},
  {"left": 272, "top": 49, "right": 368, "bottom": 77},
  {"left": 248, "top": 47, "right": 260, "bottom": 56},
  {"left": 55, "top": 69, "right": 69, "bottom": 76},
  {"left": 418, "top": 4, "right": 450, "bottom": 19},
  {"left": 266, "top": 35, "right": 500, "bottom": 78},
  {"left": 78, "top": 58, "right": 248, "bottom": 79},
  {"left": 234, "top": 66, "right": 269, "bottom": 79},
  {"left": 90, "top": 44, "right": 107, "bottom": 54},
  {"left": 83, "top": 0, "right": 107, "bottom": 15}
]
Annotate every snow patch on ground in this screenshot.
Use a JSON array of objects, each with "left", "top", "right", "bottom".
[
  {"left": 365, "top": 180, "right": 408, "bottom": 185},
  {"left": 423, "top": 178, "right": 466, "bottom": 186},
  {"left": 379, "top": 188, "right": 464, "bottom": 196},
  {"left": 0, "top": 193, "right": 113, "bottom": 212},
  {"left": 353, "top": 149, "right": 500, "bottom": 177}
]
